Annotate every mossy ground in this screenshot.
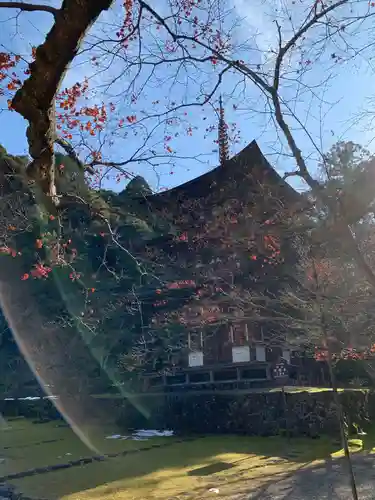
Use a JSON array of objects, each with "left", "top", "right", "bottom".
[{"left": 2, "top": 417, "right": 374, "bottom": 500}]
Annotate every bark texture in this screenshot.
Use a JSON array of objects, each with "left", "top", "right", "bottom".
[{"left": 11, "top": 0, "right": 114, "bottom": 202}]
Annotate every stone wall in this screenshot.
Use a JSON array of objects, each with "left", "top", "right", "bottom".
[
  {"left": 1, "top": 389, "right": 372, "bottom": 438},
  {"left": 0, "top": 398, "right": 61, "bottom": 421},
  {"left": 113, "top": 390, "right": 372, "bottom": 437}
]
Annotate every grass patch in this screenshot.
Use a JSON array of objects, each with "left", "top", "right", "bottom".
[
  {"left": 91, "top": 386, "right": 369, "bottom": 398},
  {"left": 6, "top": 435, "right": 333, "bottom": 500},
  {"left": 3, "top": 418, "right": 375, "bottom": 499},
  {"left": 1, "top": 418, "right": 177, "bottom": 478},
  {"left": 271, "top": 386, "right": 369, "bottom": 394}
]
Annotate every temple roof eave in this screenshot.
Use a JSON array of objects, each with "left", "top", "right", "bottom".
[{"left": 133, "top": 141, "right": 300, "bottom": 213}]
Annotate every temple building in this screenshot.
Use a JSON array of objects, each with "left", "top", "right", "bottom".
[{"left": 127, "top": 102, "right": 306, "bottom": 390}]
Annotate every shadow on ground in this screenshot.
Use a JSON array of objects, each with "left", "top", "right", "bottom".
[
  {"left": 0, "top": 416, "right": 351, "bottom": 500},
  {"left": 247, "top": 454, "right": 375, "bottom": 499}
]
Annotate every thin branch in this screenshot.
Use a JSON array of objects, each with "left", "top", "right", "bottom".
[
  {"left": 139, "top": 0, "right": 272, "bottom": 93},
  {"left": 0, "top": 1, "right": 58, "bottom": 17},
  {"left": 283, "top": 171, "right": 302, "bottom": 180},
  {"left": 273, "top": 0, "right": 348, "bottom": 91},
  {"left": 55, "top": 137, "right": 95, "bottom": 175}
]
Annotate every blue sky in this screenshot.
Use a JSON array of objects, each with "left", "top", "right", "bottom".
[{"left": 0, "top": 0, "right": 374, "bottom": 193}]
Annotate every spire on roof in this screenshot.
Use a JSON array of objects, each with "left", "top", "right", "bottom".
[{"left": 218, "top": 95, "right": 229, "bottom": 165}]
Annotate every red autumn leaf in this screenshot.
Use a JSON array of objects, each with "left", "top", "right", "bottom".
[
  {"left": 31, "top": 263, "right": 52, "bottom": 279},
  {"left": 21, "top": 273, "right": 29, "bottom": 281},
  {"left": 69, "top": 271, "right": 81, "bottom": 281}
]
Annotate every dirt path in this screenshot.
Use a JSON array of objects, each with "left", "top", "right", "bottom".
[{"left": 247, "top": 455, "right": 375, "bottom": 499}]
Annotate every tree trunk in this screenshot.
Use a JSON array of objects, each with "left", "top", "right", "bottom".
[
  {"left": 322, "top": 318, "right": 359, "bottom": 500},
  {"left": 11, "top": 0, "right": 114, "bottom": 202}
]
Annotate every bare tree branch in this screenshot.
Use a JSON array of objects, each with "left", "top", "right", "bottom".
[
  {"left": 273, "top": 0, "right": 348, "bottom": 91},
  {"left": 55, "top": 137, "right": 95, "bottom": 175},
  {"left": 0, "top": 1, "right": 58, "bottom": 17}
]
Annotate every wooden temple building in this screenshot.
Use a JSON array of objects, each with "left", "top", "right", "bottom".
[{"left": 127, "top": 103, "right": 309, "bottom": 391}]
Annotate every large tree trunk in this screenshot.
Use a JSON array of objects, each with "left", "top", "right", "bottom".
[{"left": 11, "top": 0, "right": 114, "bottom": 203}]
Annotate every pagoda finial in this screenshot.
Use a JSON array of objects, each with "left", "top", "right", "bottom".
[{"left": 218, "top": 95, "right": 229, "bottom": 165}]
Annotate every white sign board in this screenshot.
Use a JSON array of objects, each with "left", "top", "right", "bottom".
[
  {"left": 232, "top": 345, "right": 250, "bottom": 363},
  {"left": 188, "top": 351, "right": 204, "bottom": 367},
  {"left": 282, "top": 350, "right": 291, "bottom": 364},
  {"left": 255, "top": 346, "right": 266, "bottom": 362}
]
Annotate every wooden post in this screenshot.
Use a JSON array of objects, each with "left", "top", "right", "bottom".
[{"left": 281, "top": 387, "right": 290, "bottom": 443}]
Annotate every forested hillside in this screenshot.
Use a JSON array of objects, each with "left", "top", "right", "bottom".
[
  {"left": 0, "top": 142, "right": 302, "bottom": 395},
  {"left": 0, "top": 145, "right": 177, "bottom": 395}
]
